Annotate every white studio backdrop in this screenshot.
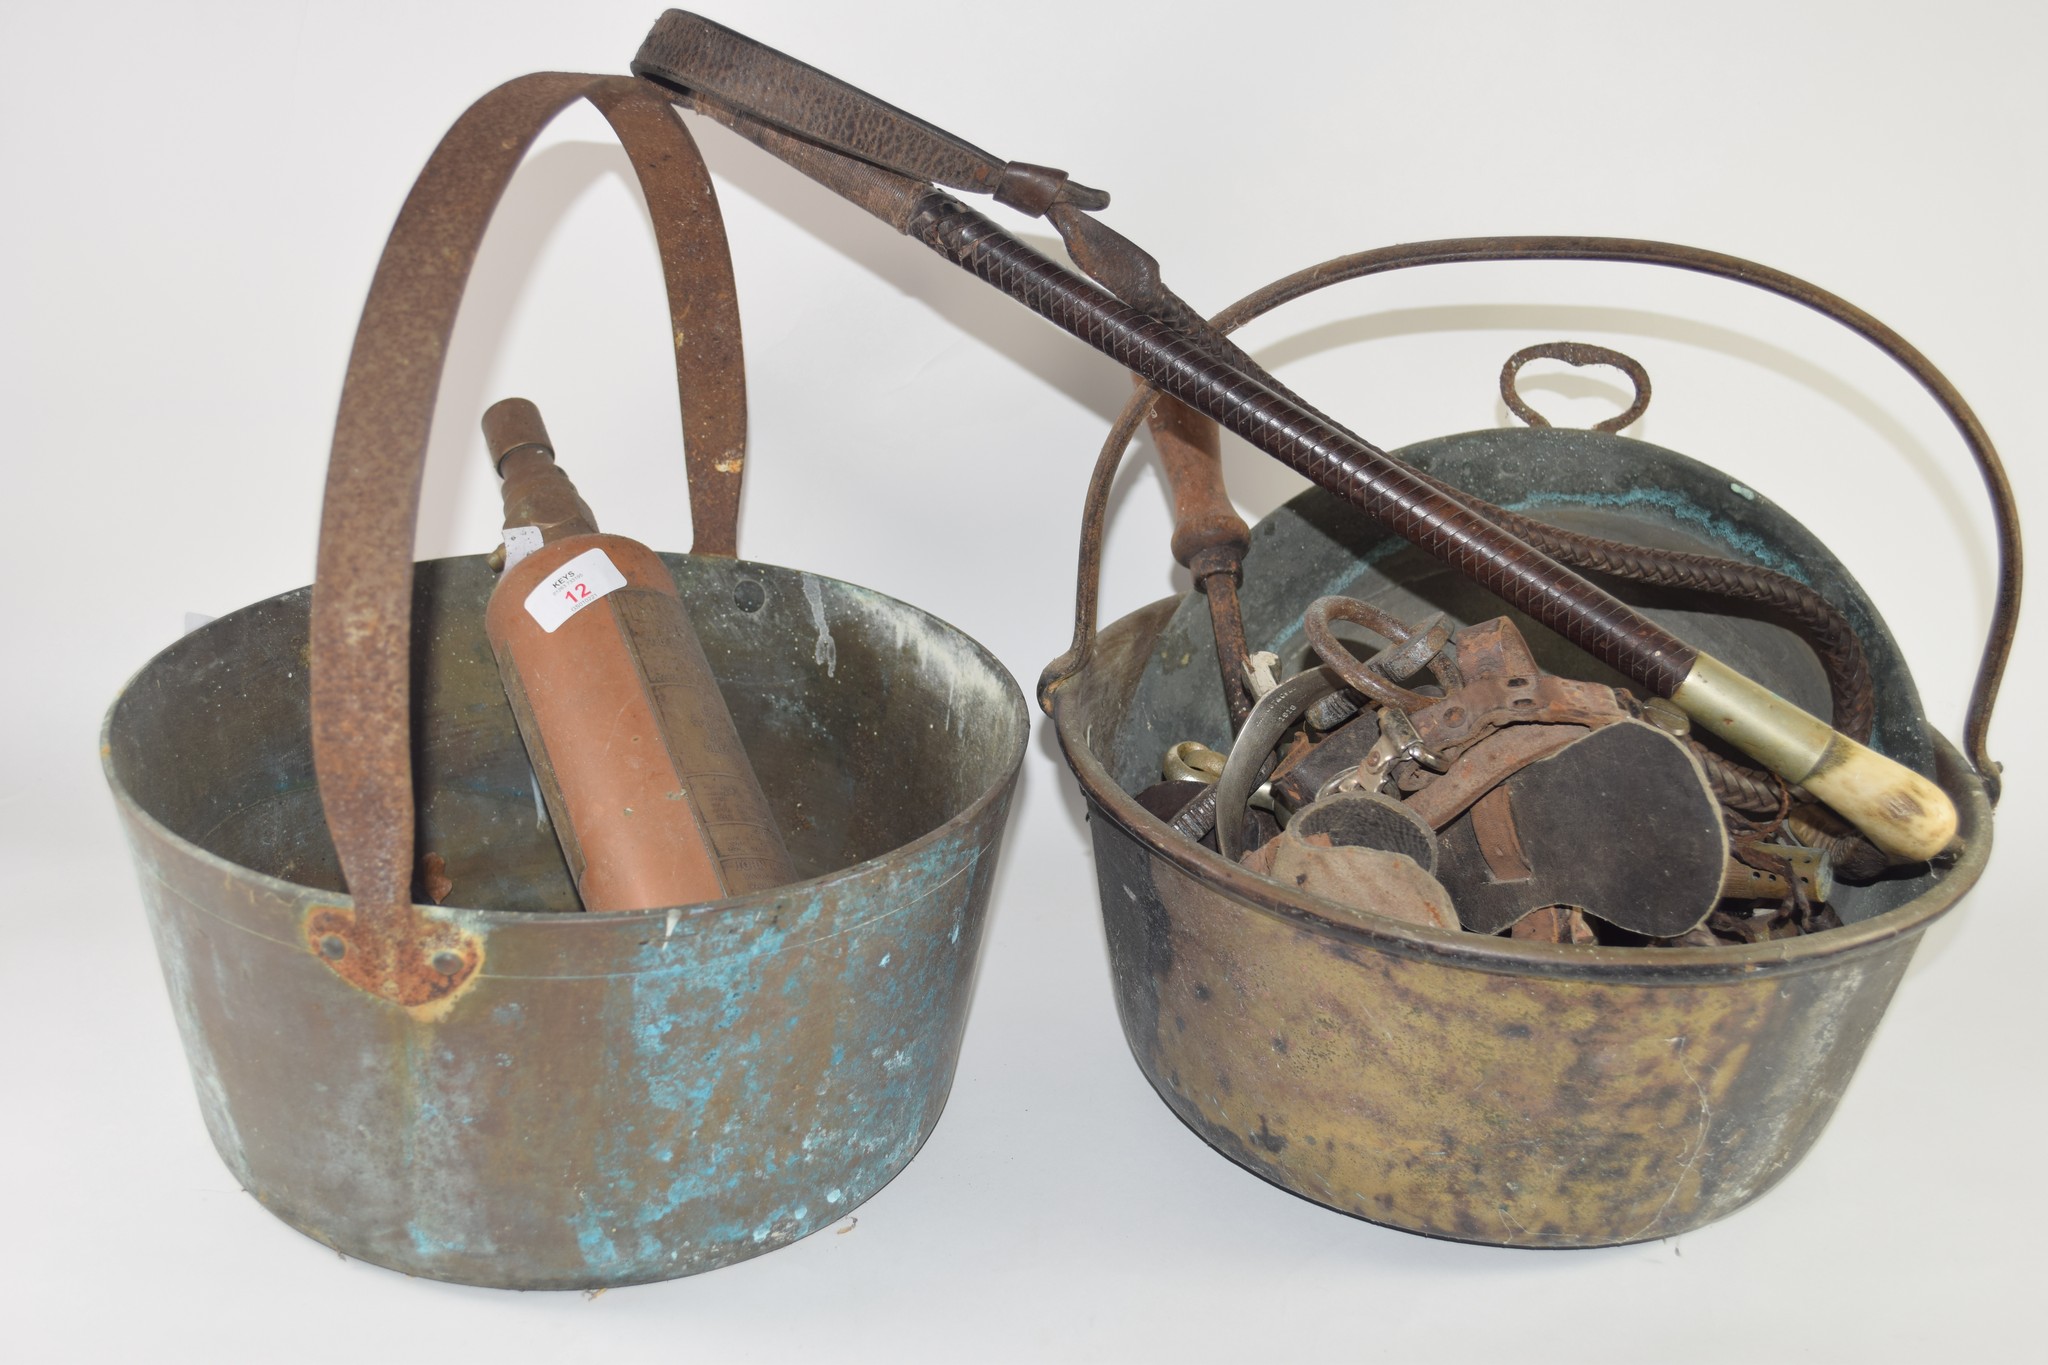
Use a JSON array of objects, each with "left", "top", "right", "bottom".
[{"left": 3, "top": 2, "right": 2041, "bottom": 1361}]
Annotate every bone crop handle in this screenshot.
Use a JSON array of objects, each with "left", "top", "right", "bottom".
[{"left": 308, "top": 73, "right": 749, "bottom": 1008}]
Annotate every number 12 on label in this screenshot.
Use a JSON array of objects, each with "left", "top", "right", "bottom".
[{"left": 523, "top": 547, "right": 629, "bottom": 633}]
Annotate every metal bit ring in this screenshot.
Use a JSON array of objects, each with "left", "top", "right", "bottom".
[{"left": 1302, "top": 596, "right": 1439, "bottom": 713}]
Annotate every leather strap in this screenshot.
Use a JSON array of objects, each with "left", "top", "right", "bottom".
[
  {"left": 311, "top": 73, "right": 747, "bottom": 1000},
  {"left": 634, "top": 11, "right": 1108, "bottom": 214},
  {"left": 632, "top": 10, "right": 1206, "bottom": 328}
]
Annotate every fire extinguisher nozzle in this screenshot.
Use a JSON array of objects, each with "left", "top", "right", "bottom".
[{"left": 483, "top": 397, "right": 555, "bottom": 472}]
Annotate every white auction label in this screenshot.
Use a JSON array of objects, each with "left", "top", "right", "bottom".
[
  {"left": 501, "top": 525, "right": 545, "bottom": 571},
  {"left": 523, "top": 546, "right": 628, "bottom": 633}
]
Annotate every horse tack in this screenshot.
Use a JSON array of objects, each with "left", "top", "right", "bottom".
[
  {"left": 1235, "top": 600, "right": 1730, "bottom": 939},
  {"left": 1433, "top": 719, "right": 1730, "bottom": 938},
  {"left": 1336, "top": 613, "right": 1639, "bottom": 807},
  {"left": 1162, "top": 508, "right": 1837, "bottom": 941}
]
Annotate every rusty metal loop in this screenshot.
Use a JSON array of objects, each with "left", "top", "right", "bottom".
[
  {"left": 1301, "top": 597, "right": 1437, "bottom": 712},
  {"left": 310, "top": 73, "right": 753, "bottom": 992},
  {"left": 1499, "top": 341, "right": 1652, "bottom": 433},
  {"left": 1041, "top": 236, "right": 2016, "bottom": 803}
]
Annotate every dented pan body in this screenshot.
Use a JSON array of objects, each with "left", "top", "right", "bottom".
[
  {"left": 1053, "top": 430, "right": 1990, "bottom": 1246},
  {"left": 104, "top": 553, "right": 1027, "bottom": 1289}
]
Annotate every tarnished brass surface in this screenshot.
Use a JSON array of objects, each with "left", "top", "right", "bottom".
[
  {"left": 1052, "top": 435, "right": 1993, "bottom": 1245},
  {"left": 1063, "top": 594, "right": 1987, "bottom": 1245},
  {"left": 105, "top": 554, "right": 1026, "bottom": 1288}
]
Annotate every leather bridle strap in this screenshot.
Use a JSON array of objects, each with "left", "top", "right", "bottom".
[
  {"left": 634, "top": 10, "right": 1105, "bottom": 213},
  {"left": 633, "top": 9, "right": 1215, "bottom": 330}
]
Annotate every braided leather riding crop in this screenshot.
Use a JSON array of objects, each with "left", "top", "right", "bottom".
[{"left": 631, "top": 10, "right": 1959, "bottom": 860}]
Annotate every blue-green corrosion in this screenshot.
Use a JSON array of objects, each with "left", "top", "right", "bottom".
[
  {"left": 106, "top": 552, "right": 1027, "bottom": 1291},
  {"left": 357, "top": 820, "right": 1000, "bottom": 1286},
  {"left": 561, "top": 824, "right": 995, "bottom": 1282}
]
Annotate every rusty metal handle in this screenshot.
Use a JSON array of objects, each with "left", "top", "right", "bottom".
[
  {"left": 1043, "top": 237, "right": 2019, "bottom": 807},
  {"left": 1144, "top": 387, "right": 1256, "bottom": 728},
  {"left": 1499, "top": 341, "right": 1652, "bottom": 433},
  {"left": 1149, "top": 390, "right": 1250, "bottom": 569},
  {"left": 308, "top": 73, "right": 750, "bottom": 1009}
]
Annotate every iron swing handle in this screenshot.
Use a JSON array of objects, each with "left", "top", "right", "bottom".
[{"left": 307, "top": 73, "right": 750, "bottom": 1009}]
